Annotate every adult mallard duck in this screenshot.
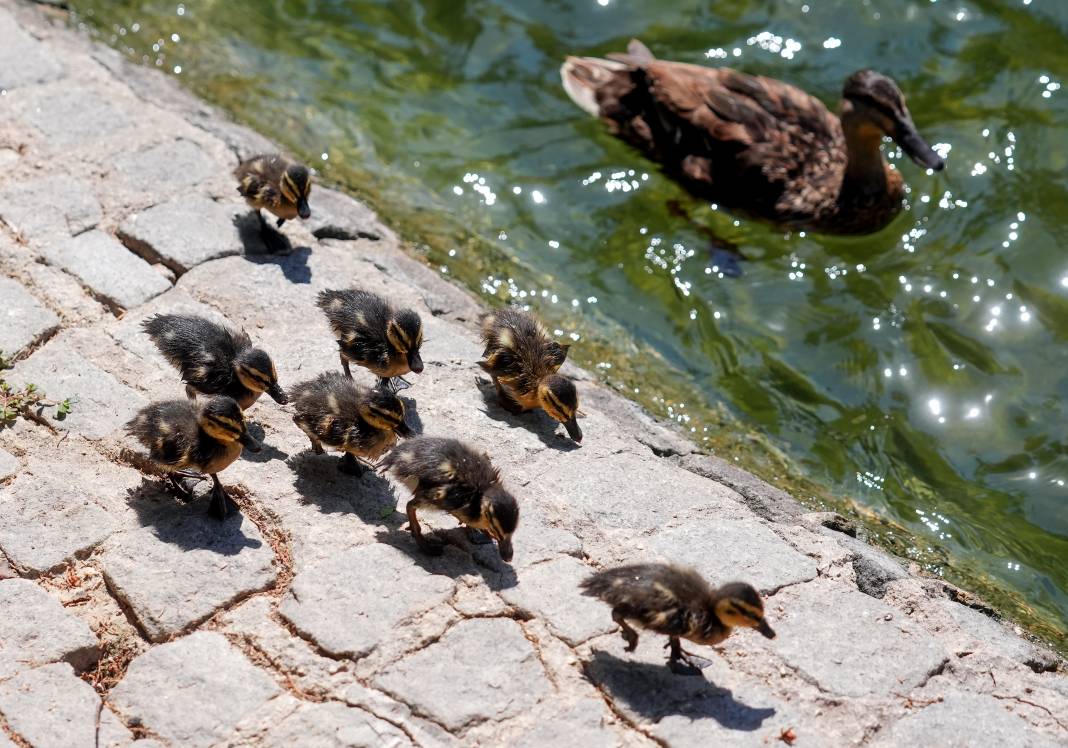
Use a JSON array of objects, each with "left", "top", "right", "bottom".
[{"left": 561, "top": 40, "right": 945, "bottom": 235}]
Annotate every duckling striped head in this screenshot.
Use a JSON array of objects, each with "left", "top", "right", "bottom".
[
  {"left": 538, "top": 374, "right": 581, "bottom": 442},
  {"left": 714, "top": 582, "right": 775, "bottom": 639},
  {"left": 235, "top": 348, "right": 287, "bottom": 404},
  {"left": 281, "top": 163, "right": 312, "bottom": 219},
  {"left": 360, "top": 388, "right": 412, "bottom": 436},
  {"left": 482, "top": 485, "right": 519, "bottom": 563},
  {"left": 386, "top": 309, "right": 424, "bottom": 374},
  {"left": 198, "top": 396, "right": 261, "bottom": 452}
]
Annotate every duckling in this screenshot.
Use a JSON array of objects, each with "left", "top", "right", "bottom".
[
  {"left": 143, "top": 314, "right": 287, "bottom": 410},
  {"left": 478, "top": 309, "right": 581, "bottom": 442},
  {"left": 234, "top": 153, "right": 312, "bottom": 229},
  {"left": 290, "top": 371, "right": 412, "bottom": 475},
  {"left": 379, "top": 436, "right": 518, "bottom": 562},
  {"left": 317, "top": 289, "right": 424, "bottom": 392},
  {"left": 126, "top": 395, "right": 261, "bottom": 519},
  {"left": 580, "top": 563, "right": 776, "bottom": 674}
]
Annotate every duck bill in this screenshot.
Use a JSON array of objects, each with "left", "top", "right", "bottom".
[
  {"left": 394, "top": 420, "right": 414, "bottom": 438},
  {"left": 239, "top": 431, "right": 262, "bottom": 453},
  {"left": 267, "top": 382, "right": 288, "bottom": 404},
  {"left": 496, "top": 537, "right": 514, "bottom": 563},
  {"left": 563, "top": 416, "right": 583, "bottom": 443},
  {"left": 407, "top": 350, "right": 424, "bottom": 374},
  {"left": 297, "top": 199, "right": 311, "bottom": 219},
  {"left": 894, "top": 115, "right": 944, "bottom": 171},
  {"left": 757, "top": 619, "right": 777, "bottom": 639}
]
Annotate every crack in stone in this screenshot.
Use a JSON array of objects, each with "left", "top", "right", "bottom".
[
  {"left": 991, "top": 693, "right": 1068, "bottom": 732},
  {"left": 579, "top": 660, "right": 668, "bottom": 748},
  {"left": 0, "top": 712, "right": 32, "bottom": 748}
]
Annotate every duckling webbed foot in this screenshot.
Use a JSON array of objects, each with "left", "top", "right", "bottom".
[
  {"left": 167, "top": 473, "right": 201, "bottom": 501},
  {"left": 407, "top": 499, "right": 445, "bottom": 556},
  {"left": 378, "top": 376, "right": 412, "bottom": 393},
  {"left": 276, "top": 217, "right": 286, "bottom": 228},
  {"left": 340, "top": 355, "right": 353, "bottom": 379},
  {"left": 666, "top": 637, "right": 711, "bottom": 675},
  {"left": 338, "top": 453, "right": 367, "bottom": 476},
  {"left": 612, "top": 609, "right": 640, "bottom": 652},
  {"left": 206, "top": 475, "right": 239, "bottom": 520},
  {"left": 256, "top": 210, "right": 290, "bottom": 254}
]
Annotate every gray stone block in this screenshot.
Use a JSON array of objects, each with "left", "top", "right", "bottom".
[
  {"left": 261, "top": 702, "right": 412, "bottom": 748},
  {"left": 771, "top": 579, "right": 948, "bottom": 697},
  {"left": 0, "top": 278, "right": 58, "bottom": 358},
  {"left": 280, "top": 544, "right": 454, "bottom": 659},
  {"left": 500, "top": 556, "right": 616, "bottom": 645},
  {"left": 118, "top": 196, "right": 250, "bottom": 274},
  {"left": 836, "top": 534, "right": 906, "bottom": 598},
  {"left": 0, "top": 579, "right": 99, "bottom": 679},
  {"left": 8, "top": 343, "right": 145, "bottom": 439},
  {"left": 0, "top": 662, "right": 131, "bottom": 748},
  {"left": 100, "top": 501, "right": 277, "bottom": 642},
  {"left": 109, "top": 632, "right": 281, "bottom": 748},
  {"left": 22, "top": 89, "right": 129, "bottom": 144},
  {"left": 649, "top": 519, "right": 817, "bottom": 593},
  {"left": 873, "top": 692, "right": 1061, "bottom": 747},
  {"left": 115, "top": 139, "right": 216, "bottom": 192},
  {"left": 0, "top": 9, "right": 63, "bottom": 89},
  {"left": 0, "top": 448, "right": 16, "bottom": 481},
  {"left": 39, "top": 230, "right": 171, "bottom": 310},
  {"left": 305, "top": 187, "right": 384, "bottom": 241},
  {"left": 511, "top": 699, "right": 623, "bottom": 748},
  {"left": 0, "top": 475, "right": 117, "bottom": 575},
  {"left": 0, "top": 176, "right": 101, "bottom": 240},
  {"left": 374, "top": 618, "right": 551, "bottom": 731}
]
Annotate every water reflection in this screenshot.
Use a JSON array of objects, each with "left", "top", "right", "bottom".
[{"left": 72, "top": 0, "right": 1068, "bottom": 646}]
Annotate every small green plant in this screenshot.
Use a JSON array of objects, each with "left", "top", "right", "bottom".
[
  {"left": 0, "top": 350, "right": 12, "bottom": 371},
  {"left": 0, "top": 379, "right": 44, "bottom": 427},
  {"left": 55, "top": 397, "right": 75, "bottom": 420}
]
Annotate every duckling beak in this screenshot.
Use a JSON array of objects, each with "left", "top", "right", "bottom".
[
  {"left": 894, "top": 115, "right": 944, "bottom": 171},
  {"left": 395, "top": 420, "right": 414, "bottom": 438},
  {"left": 496, "top": 537, "right": 514, "bottom": 563},
  {"left": 563, "top": 416, "right": 583, "bottom": 443},
  {"left": 407, "top": 350, "right": 424, "bottom": 374},
  {"left": 297, "top": 199, "right": 311, "bottom": 220},
  {"left": 267, "top": 383, "right": 288, "bottom": 405},
  {"left": 757, "top": 618, "right": 776, "bottom": 639},
  {"left": 239, "top": 431, "right": 262, "bottom": 453}
]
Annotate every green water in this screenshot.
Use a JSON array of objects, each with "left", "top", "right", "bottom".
[{"left": 73, "top": 0, "right": 1068, "bottom": 647}]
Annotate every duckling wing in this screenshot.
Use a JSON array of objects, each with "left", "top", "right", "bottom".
[
  {"left": 127, "top": 400, "right": 199, "bottom": 468},
  {"left": 317, "top": 290, "right": 393, "bottom": 367},
  {"left": 143, "top": 314, "right": 248, "bottom": 393}
]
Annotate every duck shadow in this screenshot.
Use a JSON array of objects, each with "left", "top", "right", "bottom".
[
  {"left": 582, "top": 651, "right": 775, "bottom": 730},
  {"left": 288, "top": 450, "right": 401, "bottom": 526},
  {"left": 474, "top": 377, "right": 580, "bottom": 453},
  {"left": 241, "top": 421, "right": 289, "bottom": 463},
  {"left": 373, "top": 525, "right": 518, "bottom": 591},
  {"left": 234, "top": 212, "right": 311, "bottom": 284},
  {"left": 125, "top": 478, "right": 263, "bottom": 555}
]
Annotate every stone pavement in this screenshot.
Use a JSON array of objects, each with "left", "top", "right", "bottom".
[{"left": 0, "top": 2, "right": 1065, "bottom": 746}]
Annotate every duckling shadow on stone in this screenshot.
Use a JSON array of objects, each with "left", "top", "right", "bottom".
[
  {"left": 234, "top": 212, "right": 312, "bottom": 284},
  {"left": 582, "top": 650, "right": 775, "bottom": 730},
  {"left": 241, "top": 421, "right": 289, "bottom": 463},
  {"left": 398, "top": 394, "right": 424, "bottom": 436},
  {"left": 126, "top": 479, "right": 263, "bottom": 555},
  {"left": 474, "top": 377, "right": 580, "bottom": 453},
  {"left": 373, "top": 525, "right": 519, "bottom": 591},
  {"left": 288, "top": 450, "right": 401, "bottom": 526}
]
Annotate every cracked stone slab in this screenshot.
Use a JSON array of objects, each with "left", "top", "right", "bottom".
[
  {"left": 305, "top": 187, "right": 385, "bottom": 241},
  {"left": 261, "top": 702, "right": 413, "bottom": 748},
  {"left": 770, "top": 579, "right": 948, "bottom": 698},
  {"left": 648, "top": 519, "right": 817, "bottom": 593},
  {"left": 499, "top": 556, "right": 617, "bottom": 645},
  {"left": 99, "top": 500, "right": 277, "bottom": 642},
  {"left": 0, "top": 579, "right": 99, "bottom": 679},
  {"left": 374, "top": 618, "right": 551, "bottom": 732},
  {"left": 0, "top": 176, "right": 101, "bottom": 241},
  {"left": 110, "top": 632, "right": 281, "bottom": 748},
  {"left": 7, "top": 343, "right": 145, "bottom": 439},
  {"left": 510, "top": 699, "right": 624, "bottom": 748},
  {"left": 39, "top": 230, "right": 171, "bottom": 311},
  {"left": 872, "top": 692, "right": 1061, "bottom": 747},
  {"left": 0, "top": 9, "right": 63, "bottom": 89},
  {"left": 115, "top": 139, "right": 217, "bottom": 192},
  {"left": 0, "top": 278, "right": 58, "bottom": 358},
  {"left": 0, "top": 475, "right": 118, "bottom": 575},
  {"left": 20, "top": 88, "right": 129, "bottom": 144},
  {"left": 0, "top": 662, "right": 131, "bottom": 748},
  {"left": 118, "top": 196, "right": 252, "bottom": 273},
  {"left": 280, "top": 544, "right": 454, "bottom": 659}
]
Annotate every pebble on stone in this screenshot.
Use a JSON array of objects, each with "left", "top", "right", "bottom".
[
  {"left": 39, "top": 230, "right": 171, "bottom": 311},
  {"left": 119, "top": 196, "right": 254, "bottom": 274},
  {"left": 280, "top": 544, "right": 455, "bottom": 659},
  {"left": 0, "top": 475, "right": 117, "bottom": 575},
  {"left": 374, "top": 618, "right": 551, "bottom": 732},
  {"left": 499, "top": 556, "right": 617, "bottom": 645},
  {"left": 0, "top": 10, "right": 63, "bottom": 89},
  {"left": 0, "top": 662, "right": 131, "bottom": 748},
  {"left": 0, "top": 579, "right": 99, "bottom": 679},
  {"left": 7, "top": 343, "right": 146, "bottom": 439},
  {"left": 0, "top": 176, "right": 101, "bottom": 241},
  {"left": 0, "top": 278, "right": 59, "bottom": 358},
  {"left": 649, "top": 520, "right": 817, "bottom": 593},
  {"left": 115, "top": 139, "right": 217, "bottom": 193},
  {"left": 100, "top": 502, "right": 277, "bottom": 642},
  {"left": 109, "top": 632, "right": 281, "bottom": 748},
  {"left": 260, "top": 701, "right": 413, "bottom": 748}
]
